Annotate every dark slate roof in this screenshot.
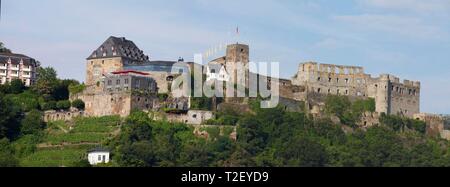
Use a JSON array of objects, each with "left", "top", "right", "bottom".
[
  {"left": 88, "top": 147, "right": 110, "bottom": 153},
  {"left": 87, "top": 36, "right": 149, "bottom": 62},
  {"left": 0, "top": 52, "right": 37, "bottom": 65}
]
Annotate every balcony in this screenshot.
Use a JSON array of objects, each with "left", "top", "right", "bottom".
[
  {"left": 10, "top": 71, "right": 19, "bottom": 77},
  {"left": 10, "top": 66, "right": 20, "bottom": 71},
  {"left": 22, "top": 67, "right": 32, "bottom": 72},
  {"left": 22, "top": 73, "right": 31, "bottom": 78},
  {"left": 0, "top": 65, "right": 7, "bottom": 70}
]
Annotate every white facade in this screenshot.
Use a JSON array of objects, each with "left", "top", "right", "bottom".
[
  {"left": 0, "top": 53, "right": 39, "bottom": 87},
  {"left": 88, "top": 151, "right": 110, "bottom": 165},
  {"left": 206, "top": 64, "right": 230, "bottom": 82}
]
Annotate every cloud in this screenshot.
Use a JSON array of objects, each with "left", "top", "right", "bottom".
[
  {"left": 360, "top": 0, "right": 450, "bottom": 15},
  {"left": 333, "top": 14, "right": 448, "bottom": 40}
]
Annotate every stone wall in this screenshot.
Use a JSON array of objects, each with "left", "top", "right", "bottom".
[
  {"left": 193, "top": 125, "right": 237, "bottom": 141},
  {"left": 86, "top": 57, "right": 123, "bottom": 86},
  {"left": 292, "top": 62, "right": 420, "bottom": 118},
  {"left": 163, "top": 110, "right": 214, "bottom": 125},
  {"left": 73, "top": 88, "right": 158, "bottom": 118},
  {"left": 357, "top": 112, "right": 380, "bottom": 129},
  {"left": 44, "top": 109, "right": 84, "bottom": 122},
  {"left": 414, "top": 113, "right": 444, "bottom": 138}
]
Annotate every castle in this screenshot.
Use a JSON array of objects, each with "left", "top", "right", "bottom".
[{"left": 72, "top": 36, "right": 421, "bottom": 121}]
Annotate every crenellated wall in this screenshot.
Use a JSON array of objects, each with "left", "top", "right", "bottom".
[{"left": 292, "top": 62, "right": 421, "bottom": 118}]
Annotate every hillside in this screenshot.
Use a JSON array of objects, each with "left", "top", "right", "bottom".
[{"left": 18, "top": 116, "right": 121, "bottom": 167}]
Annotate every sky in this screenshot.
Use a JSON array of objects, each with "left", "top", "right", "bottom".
[{"left": 0, "top": 0, "right": 449, "bottom": 114}]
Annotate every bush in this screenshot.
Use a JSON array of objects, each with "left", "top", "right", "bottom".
[
  {"left": 20, "top": 110, "right": 45, "bottom": 135},
  {"left": 41, "top": 100, "right": 57, "bottom": 111},
  {"left": 56, "top": 100, "right": 71, "bottom": 110},
  {"left": 9, "top": 79, "right": 26, "bottom": 94},
  {"left": 68, "top": 84, "right": 86, "bottom": 95},
  {"left": 71, "top": 99, "right": 85, "bottom": 110}
]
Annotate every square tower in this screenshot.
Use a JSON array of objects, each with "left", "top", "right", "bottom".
[{"left": 225, "top": 43, "right": 249, "bottom": 86}]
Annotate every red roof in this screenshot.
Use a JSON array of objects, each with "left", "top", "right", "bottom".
[{"left": 111, "top": 70, "right": 149, "bottom": 76}]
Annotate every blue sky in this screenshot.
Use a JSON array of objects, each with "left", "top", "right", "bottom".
[{"left": 1, "top": 0, "right": 449, "bottom": 114}]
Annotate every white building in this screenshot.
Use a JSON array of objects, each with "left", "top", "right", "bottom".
[
  {"left": 206, "top": 62, "right": 230, "bottom": 82},
  {"left": 87, "top": 148, "right": 110, "bottom": 165},
  {"left": 0, "top": 52, "right": 39, "bottom": 86}
]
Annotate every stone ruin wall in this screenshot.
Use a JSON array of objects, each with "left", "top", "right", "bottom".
[
  {"left": 44, "top": 109, "right": 84, "bottom": 122},
  {"left": 162, "top": 110, "right": 214, "bottom": 125},
  {"left": 292, "top": 62, "right": 370, "bottom": 98},
  {"left": 414, "top": 113, "right": 445, "bottom": 139},
  {"left": 193, "top": 125, "right": 237, "bottom": 141},
  {"left": 291, "top": 62, "right": 420, "bottom": 118}
]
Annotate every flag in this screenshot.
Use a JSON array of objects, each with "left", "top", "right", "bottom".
[{"left": 236, "top": 26, "right": 239, "bottom": 35}]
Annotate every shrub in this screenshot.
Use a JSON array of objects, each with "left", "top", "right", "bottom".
[
  {"left": 68, "top": 84, "right": 86, "bottom": 95},
  {"left": 71, "top": 99, "right": 85, "bottom": 110},
  {"left": 20, "top": 110, "right": 45, "bottom": 135},
  {"left": 56, "top": 100, "right": 71, "bottom": 110},
  {"left": 41, "top": 101, "right": 57, "bottom": 111}
]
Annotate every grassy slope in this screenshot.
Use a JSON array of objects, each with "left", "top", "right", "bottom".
[{"left": 19, "top": 116, "right": 121, "bottom": 167}]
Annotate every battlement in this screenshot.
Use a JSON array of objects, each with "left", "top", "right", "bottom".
[
  {"left": 299, "top": 62, "right": 365, "bottom": 75},
  {"left": 379, "top": 74, "right": 420, "bottom": 88}
]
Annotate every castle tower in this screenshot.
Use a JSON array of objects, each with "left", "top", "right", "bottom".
[
  {"left": 85, "top": 36, "right": 149, "bottom": 86},
  {"left": 225, "top": 43, "right": 249, "bottom": 87}
]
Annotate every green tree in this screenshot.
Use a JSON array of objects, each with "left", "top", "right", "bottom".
[
  {"left": 0, "top": 138, "right": 19, "bottom": 167},
  {"left": 71, "top": 99, "right": 85, "bottom": 110},
  {"left": 9, "top": 79, "right": 26, "bottom": 94},
  {"left": 20, "top": 110, "right": 45, "bottom": 135},
  {"left": 32, "top": 67, "right": 58, "bottom": 100},
  {"left": 237, "top": 116, "right": 266, "bottom": 155},
  {"left": 117, "top": 141, "right": 156, "bottom": 167},
  {"left": 41, "top": 100, "right": 57, "bottom": 111},
  {"left": 0, "top": 42, "right": 12, "bottom": 53},
  {"left": 0, "top": 94, "right": 21, "bottom": 139},
  {"left": 279, "top": 136, "right": 329, "bottom": 167},
  {"left": 53, "top": 79, "right": 80, "bottom": 101},
  {"left": 56, "top": 100, "right": 71, "bottom": 110}
]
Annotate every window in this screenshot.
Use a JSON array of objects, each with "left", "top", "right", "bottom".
[
  {"left": 336, "top": 78, "right": 339, "bottom": 83},
  {"left": 107, "top": 80, "right": 112, "bottom": 86},
  {"left": 193, "top": 114, "right": 197, "bottom": 119},
  {"left": 345, "top": 90, "right": 349, "bottom": 95},
  {"left": 317, "top": 88, "right": 321, "bottom": 93},
  {"left": 98, "top": 155, "right": 102, "bottom": 161},
  {"left": 328, "top": 77, "right": 332, "bottom": 82},
  {"left": 125, "top": 79, "right": 129, "bottom": 84},
  {"left": 136, "top": 80, "right": 141, "bottom": 88},
  {"left": 116, "top": 79, "right": 121, "bottom": 85},
  {"left": 317, "top": 77, "right": 321, "bottom": 81},
  {"left": 345, "top": 78, "right": 349, "bottom": 84},
  {"left": 211, "top": 69, "right": 216, "bottom": 74}
]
